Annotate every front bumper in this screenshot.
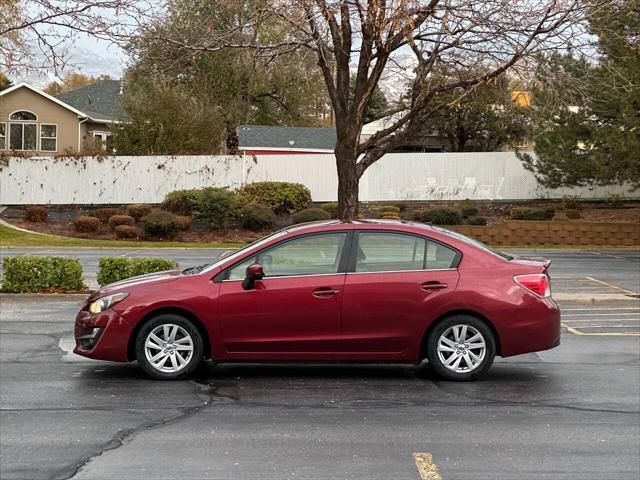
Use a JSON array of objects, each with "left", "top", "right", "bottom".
[{"left": 74, "top": 307, "right": 133, "bottom": 362}]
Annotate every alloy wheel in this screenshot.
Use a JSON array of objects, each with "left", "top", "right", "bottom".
[
  {"left": 144, "top": 324, "right": 194, "bottom": 373},
  {"left": 436, "top": 324, "right": 486, "bottom": 373}
]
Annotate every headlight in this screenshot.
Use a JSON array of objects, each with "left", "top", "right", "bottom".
[{"left": 88, "top": 292, "right": 129, "bottom": 314}]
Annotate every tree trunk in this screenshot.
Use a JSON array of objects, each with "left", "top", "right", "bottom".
[{"left": 335, "top": 142, "right": 360, "bottom": 220}]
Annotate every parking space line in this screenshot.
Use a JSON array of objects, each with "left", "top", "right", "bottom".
[
  {"left": 561, "top": 307, "right": 640, "bottom": 311},
  {"left": 563, "top": 313, "right": 639, "bottom": 317},
  {"left": 562, "top": 324, "right": 640, "bottom": 336},
  {"left": 413, "top": 453, "right": 442, "bottom": 480},
  {"left": 584, "top": 276, "right": 637, "bottom": 295}
]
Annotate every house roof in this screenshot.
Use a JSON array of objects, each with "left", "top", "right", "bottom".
[
  {"left": 0, "top": 82, "right": 87, "bottom": 117},
  {"left": 55, "top": 79, "right": 122, "bottom": 122},
  {"left": 238, "top": 125, "right": 336, "bottom": 152}
]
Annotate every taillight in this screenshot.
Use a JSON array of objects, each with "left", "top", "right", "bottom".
[{"left": 514, "top": 274, "right": 551, "bottom": 298}]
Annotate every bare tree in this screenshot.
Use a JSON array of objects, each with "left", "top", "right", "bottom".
[
  {"left": 141, "top": 0, "right": 595, "bottom": 218},
  {"left": 0, "top": 0, "right": 146, "bottom": 75}
]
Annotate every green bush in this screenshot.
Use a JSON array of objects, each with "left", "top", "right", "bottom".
[
  {"left": 126, "top": 204, "right": 153, "bottom": 221},
  {"left": 97, "top": 257, "right": 178, "bottom": 286},
  {"left": 460, "top": 206, "right": 479, "bottom": 218},
  {"left": 292, "top": 207, "right": 331, "bottom": 224},
  {"left": 565, "top": 209, "right": 581, "bottom": 220},
  {"left": 510, "top": 207, "right": 555, "bottom": 220},
  {"left": 162, "top": 189, "right": 202, "bottom": 216},
  {"left": 237, "top": 203, "right": 276, "bottom": 231},
  {"left": 108, "top": 215, "right": 135, "bottom": 231},
  {"left": 74, "top": 216, "right": 101, "bottom": 233},
  {"left": 560, "top": 196, "right": 580, "bottom": 210},
  {"left": 320, "top": 202, "right": 339, "bottom": 218},
  {"left": 193, "top": 187, "right": 237, "bottom": 230},
  {"left": 140, "top": 210, "right": 182, "bottom": 239},
  {"left": 175, "top": 215, "right": 192, "bottom": 231},
  {"left": 464, "top": 216, "right": 487, "bottom": 225},
  {"left": 25, "top": 206, "right": 48, "bottom": 223},
  {"left": 237, "top": 181, "right": 311, "bottom": 214},
  {"left": 413, "top": 208, "right": 462, "bottom": 225},
  {"left": 89, "top": 207, "right": 121, "bottom": 224},
  {"left": 114, "top": 225, "right": 140, "bottom": 239},
  {"left": 2, "top": 256, "right": 85, "bottom": 293}
]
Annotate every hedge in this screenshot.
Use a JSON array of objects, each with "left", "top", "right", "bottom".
[
  {"left": 2, "top": 256, "right": 85, "bottom": 293},
  {"left": 510, "top": 207, "right": 555, "bottom": 221},
  {"left": 237, "top": 181, "right": 311, "bottom": 214},
  {"left": 97, "top": 257, "right": 179, "bottom": 286},
  {"left": 140, "top": 210, "right": 182, "bottom": 239},
  {"left": 25, "top": 206, "right": 48, "bottom": 223}
]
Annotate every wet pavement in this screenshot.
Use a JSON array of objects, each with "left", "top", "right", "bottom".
[{"left": 0, "top": 295, "right": 638, "bottom": 480}]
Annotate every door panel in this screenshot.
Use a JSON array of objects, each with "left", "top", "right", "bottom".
[
  {"left": 341, "top": 270, "right": 459, "bottom": 355},
  {"left": 218, "top": 275, "right": 345, "bottom": 354}
]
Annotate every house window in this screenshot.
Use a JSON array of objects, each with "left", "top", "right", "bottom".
[
  {"left": 40, "top": 124, "right": 57, "bottom": 152},
  {"left": 9, "top": 110, "right": 38, "bottom": 151},
  {"left": 0, "top": 123, "right": 6, "bottom": 150},
  {"left": 9, "top": 123, "right": 37, "bottom": 151},
  {"left": 10, "top": 111, "right": 37, "bottom": 121}
]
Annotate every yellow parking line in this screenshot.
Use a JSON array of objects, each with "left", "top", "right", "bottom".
[
  {"left": 413, "top": 453, "right": 442, "bottom": 480},
  {"left": 584, "top": 276, "right": 638, "bottom": 295},
  {"left": 562, "top": 323, "right": 640, "bottom": 336}
]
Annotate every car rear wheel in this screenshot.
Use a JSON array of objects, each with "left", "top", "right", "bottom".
[
  {"left": 135, "top": 314, "right": 204, "bottom": 380},
  {"left": 426, "top": 315, "right": 496, "bottom": 381}
]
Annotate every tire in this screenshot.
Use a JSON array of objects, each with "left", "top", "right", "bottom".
[
  {"left": 426, "top": 315, "right": 496, "bottom": 381},
  {"left": 135, "top": 314, "right": 204, "bottom": 380}
]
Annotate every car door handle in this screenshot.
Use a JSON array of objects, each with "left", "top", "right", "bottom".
[
  {"left": 421, "top": 281, "right": 448, "bottom": 291},
  {"left": 313, "top": 287, "right": 340, "bottom": 298}
]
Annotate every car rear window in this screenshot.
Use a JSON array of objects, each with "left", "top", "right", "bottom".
[{"left": 434, "top": 227, "right": 513, "bottom": 261}]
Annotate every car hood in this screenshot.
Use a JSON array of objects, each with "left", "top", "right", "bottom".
[{"left": 89, "top": 269, "right": 182, "bottom": 299}]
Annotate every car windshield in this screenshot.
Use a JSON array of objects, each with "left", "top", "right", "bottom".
[
  {"left": 434, "top": 226, "right": 514, "bottom": 261},
  {"left": 198, "top": 229, "right": 290, "bottom": 273}
]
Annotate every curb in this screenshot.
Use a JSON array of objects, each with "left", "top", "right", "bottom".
[{"left": 554, "top": 293, "right": 640, "bottom": 306}]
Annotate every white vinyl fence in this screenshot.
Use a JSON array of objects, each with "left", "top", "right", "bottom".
[{"left": 0, "top": 152, "right": 636, "bottom": 204}]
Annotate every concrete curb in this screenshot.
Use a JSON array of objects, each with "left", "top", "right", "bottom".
[{"left": 554, "top": 293, "right": 640, "bottom": 306}]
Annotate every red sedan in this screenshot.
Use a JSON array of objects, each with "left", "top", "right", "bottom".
[{"left": 74, "top": 220, "right": 560, "bottom": 381}]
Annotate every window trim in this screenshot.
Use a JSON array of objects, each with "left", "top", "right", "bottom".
[
  {"left": 8, "top": 121, "right": 38, "bottom": 151},
  {"left": 39, "top": 123, "right": 58, "bottom": 152},
  {"left": 0, "top": 122, "right": 6, "bottom": 150},
  {"left": 347, "top": 230, "right": 462, "bottom": 274},
  {"left": 9, "top": 110, "right": 38, "bottom": 121},
  {"left": 215, "top": 230, "right": 354, "bottom": 282}
]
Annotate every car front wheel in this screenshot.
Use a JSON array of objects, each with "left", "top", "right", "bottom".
[
  {"left": 426, "top": 315, "right": 496, "bottom": 381},
  {"left": 135, "top": 314, "right": 204, "bottom": 380}
]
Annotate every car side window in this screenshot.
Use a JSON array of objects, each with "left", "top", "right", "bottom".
[
  {"left": 355, "top": 232, "right": 426, "bottom": 272},
  {"left": 227, "top": 232, "right": 348, "bottom": 279},
  {"left": 355, "top": 232, "right": 459, "bottom": 272}
]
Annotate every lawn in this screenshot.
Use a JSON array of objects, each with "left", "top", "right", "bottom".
[{"left": 0, "top": 224, "right": 245, "bottom": 249}]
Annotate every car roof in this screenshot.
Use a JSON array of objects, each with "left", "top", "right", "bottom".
[{"left": 286, "top": 219, "right": 440, "bottom": 234}]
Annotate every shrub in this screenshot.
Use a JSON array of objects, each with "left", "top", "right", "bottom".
[
  {"left": 193, "top": 187, "right": 237, "bottom": 230},
  {"left": 140, "top": 210, "right": 181, "bottom": 239},
  {"left": 2, "top": 256, "right": 85, "bottom": 293},
  {"left": 126, "top": 203, "right": 153, "bottom": 221},
  {"left": 24, "top": 206, "right": 48, "bottom": 223},
  {"left": 237, "top": 203, "right": 276, "bottom": 231},
  {"left": 237, "top": 181, "right": 311, "bottom": 214},
  {"left": 175, "top": 215, "right": 192, "bottom": 231},
  {"left": 464, "top": 216, "right": 487, "bottom": 225},
  {"left": 74, "top": 215, "right": 101, "bottom": 233},
  {"left": 108, "top": 215, "right": 135, "bottom": 231},
  {"left": 162, "top": 189, "right": 202, "bottom": 216},
  {"left": 381, "top": 214, "right": 401, "bottom": 220},
  {"left": 292, "top": 207, "right": 331, "bottom": 224},
  {"left": 460, "top": 206, "right": 479, "bottom": 218},
  {"left": 413, "top": 208, "right": 462, "bottom": 225},
  {"left": 114, "top": 225, "right": 140, "bottom": 239},
  {"left": 510, "top": 207, "right": 555, "bottom": 220},
  {"left": 395, "top": 202, "right": 408, "bottom": 211},
  {"left": 378, "top": 206, "right": 401, "bottom": 216},
  {"left": 321, "top": 202, "right": 339, "bottom": 218},
  {"left": 89, "top": 207, "right": 121, "bottom": 224},
  {"left": 560, "top": 196, "right": 580, "bottom": 210},
  {"left": 97, "top": 257, "right": 178, "bottom": 286},
  {"left": 565, "top": 209, "right": 581, "bottom": 220}
]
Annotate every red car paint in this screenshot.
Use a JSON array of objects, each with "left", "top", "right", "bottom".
[{"left": 74, "top": 220, "right": 560, "bottom": 363}]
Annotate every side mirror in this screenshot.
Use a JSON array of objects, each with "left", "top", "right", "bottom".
[{"left": 242, "top": 263, "right": 264, "bottom": 290}]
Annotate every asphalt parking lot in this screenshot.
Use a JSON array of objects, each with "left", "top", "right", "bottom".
[{"left": 0, "top": 249, "right": 638, "bottom": 479}]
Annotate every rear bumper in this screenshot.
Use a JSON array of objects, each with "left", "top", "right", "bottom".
[
  {"left": 74, "top": 308, "right": 133, "bottom": 362},
  {"left": 498, "top": 298, "right": 561, "bottom": 357}
]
